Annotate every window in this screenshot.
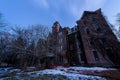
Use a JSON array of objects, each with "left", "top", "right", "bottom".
[
  {"left": 99, "top": 33, "right": 106, "bottom": 43},
  {"left": 76, "top": 41, "right": 81, "bottom": 48},
  {"left": 59, "top": 46, "right": 61, "bottom": 52},
  {"left": 75, "top": 26, "right": 78, "bottom": 31},
  {"left": 59, "top": 32, "right": 62, "bottom": 36},
  {"left": 85, "top": 28, "right": 90, "bottom": 34},
  {"left": 71, "top": 28, "right": 75, "bottom": 32},
  {"left": 75, "top": 34, "right": 77, "bottom": 38},
  {"left": 70, "top": 45, "right": 73, "bottom": 50},
  {"left": 88, "top": 38, "right": 94, "bottom": 45},
  {"left": 93, "top": 51, "right": 99, "bottom": 61},
  {"left": 49, "top": 48, "right": 52, "bottom": 53},
  {"left": 83, "top": 21, "right": 86, "bottom": 25},
  {"left": 61, "top": 46, "right": 62, "bottom": 50},
  {"left": 91, "top": 16, "right": 95, "bottom": 21},
  {"left": 77, "top": 33, "right": 80, "bottom": 39},
  {"left": 59, "top": 38, "right": 62, "bottom": 43},
  {"left": 80, "top": 53, "right": 85, "bottom": 61},
  {"left": 94, "top": 23, "right": 100, "bottom": 31}
]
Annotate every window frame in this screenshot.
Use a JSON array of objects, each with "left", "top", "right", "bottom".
[{"left": 92, "top": 50, "right": 99, "bottom": 61}]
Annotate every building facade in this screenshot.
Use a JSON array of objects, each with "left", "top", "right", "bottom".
[
  {"left": 47, "top": 21, "right": 68, "bottom": 65},
  {"left": 48, "top": 9, "right": 120, "bottom": 67},
  {"left": 67, "top": 27, "right": 87, "bottom": 66},
  {"left": 68, "top": 9, "right": 120, "bottom": 66}
]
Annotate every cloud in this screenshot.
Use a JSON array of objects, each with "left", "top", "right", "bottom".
[
  {"left": 31, "top": 0, "right": 107, "bottom": 26},
  {"left": 32, "top": 0, "right": 49, "bottom": 9},
  {"left": 68, "top": 0, "right": 107, "bottom": 18}
]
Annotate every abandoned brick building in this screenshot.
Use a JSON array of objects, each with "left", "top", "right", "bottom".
[
  {"left": 47, "top": 21, "right": 69, "bottom": 65},
  {"left": 47, "top": 9, "right": 120, "bottom": 66}
]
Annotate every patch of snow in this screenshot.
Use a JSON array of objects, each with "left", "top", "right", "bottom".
[
  {"left": 55, "top": 66, "right": 117, "bottom": 71},
  {"left": 0, "top": 67, "right": 22, "bottom": 77},
  {"left": 26, "top": 69, "right": 106, "bottom": 80},
  {"left": 0, "top": 67, "right": 13, "bottom": 74},
  {"left": 41, "top": 69, "right": 66, "bottom": 75},
  {"left": 49, "top": 69, "right": 104, "bottom": 80},
  {"left": 9, "top": 68, "right": 21, "bottom": 73},
  {"left": 27, "top": 66, "right": 36, "bottom": 69},
  {"left": 0, "top": 66, "right": 117, "bottom": 80},
  {"left": 69, "top": 67, "right": 117, "bottom": 71}
]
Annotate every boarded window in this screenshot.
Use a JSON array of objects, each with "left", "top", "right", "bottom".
[{"left": 93, "top": 51, "right": 99, "bottom": 61}]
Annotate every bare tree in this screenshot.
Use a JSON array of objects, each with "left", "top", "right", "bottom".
[
  {"left": 9, "top": 24, "right": 50, "bottom": 67},
  {"left": 115, "top": 13, "right": 120, "bottom": 41},
  {"left": 116, "top": 13, "right": 120, "bottom": 26}
]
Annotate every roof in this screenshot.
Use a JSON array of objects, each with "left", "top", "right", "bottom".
[{"left": 76, "top": 8, "right": 102, "bottom": 24}]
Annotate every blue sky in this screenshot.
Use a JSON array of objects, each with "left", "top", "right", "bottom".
[{"left": 0, "top": 0, "right": 120, "bottom": 28}]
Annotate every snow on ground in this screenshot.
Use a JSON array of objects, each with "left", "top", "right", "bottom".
[
  {"left": 0, "top": 67, "right": 22, "bottom": 74},
  {"left": 70, "top": 66, "right": 117, "bottom": 71},
  {"left": 30, "top": 69, "right": 106, "bottom": 80},
  {"left": 0, "top": 66, "right": 118, "bottom": 80},
  {"left": 55, "top": 66, "right": 117, "bottom": 71}
]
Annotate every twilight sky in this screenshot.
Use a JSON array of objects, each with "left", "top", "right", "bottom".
[{"left": 0, "top": 0, "right": 120, "bottom": 28}]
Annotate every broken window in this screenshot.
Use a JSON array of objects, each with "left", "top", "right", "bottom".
[{"left": 93, "top": 51, "right": 99, "bottom": 61}]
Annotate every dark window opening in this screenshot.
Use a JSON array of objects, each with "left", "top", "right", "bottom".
[
  {"left": 94, "top": 23, "right": 100, "bottom": 31},
  {"left": 83, "top": 21, "right": 86, "bottom": 25},
  {"left": 106, "top": 48, "right": 116, "bottom": 63},
  {"left": 100, "top": 38, "right": 106, "bottom": 43},
  {"left": 76, "top": 41, "right": 81, "bottom": 48},
  {"left": 49, "top": 48, "right": 52, "bottom": 53},
  {"left": 60, "top": 56, "right": 63, "bottom": 64},
  {"left": 85, "top": 28, "right": 90, "bottom": 34},
  {"left": 106, "top": 49, "right": 112, "bottom": 55},
  {"left": 75, "top": 26, "right": 78, "bottom": 31},
  {"left": 91, "top": 16, "right": 95, "bottom": 21},
  {"left": 70, "top": 45, "right": 74, "bottom": 51},
  {"left": 71, "top": 28, "right": 74, "bottom": 32},
  {"left": 93, "top": 51, "right": 99, "bottom": 61},
  {"left": 80, "top": 53, "right": 86, "bottom": 61},
  {"left": 89, "top": 38, "right": 94, "bottom": 45},
  {"left": 78, "top": 42, "right": 81, "bottom": 48},
  {"left": 77, "top": 33, "right": 80, "bottom": 39},
  {"left": 99, "top": 33, "right": 106, "bottom": 43}
]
